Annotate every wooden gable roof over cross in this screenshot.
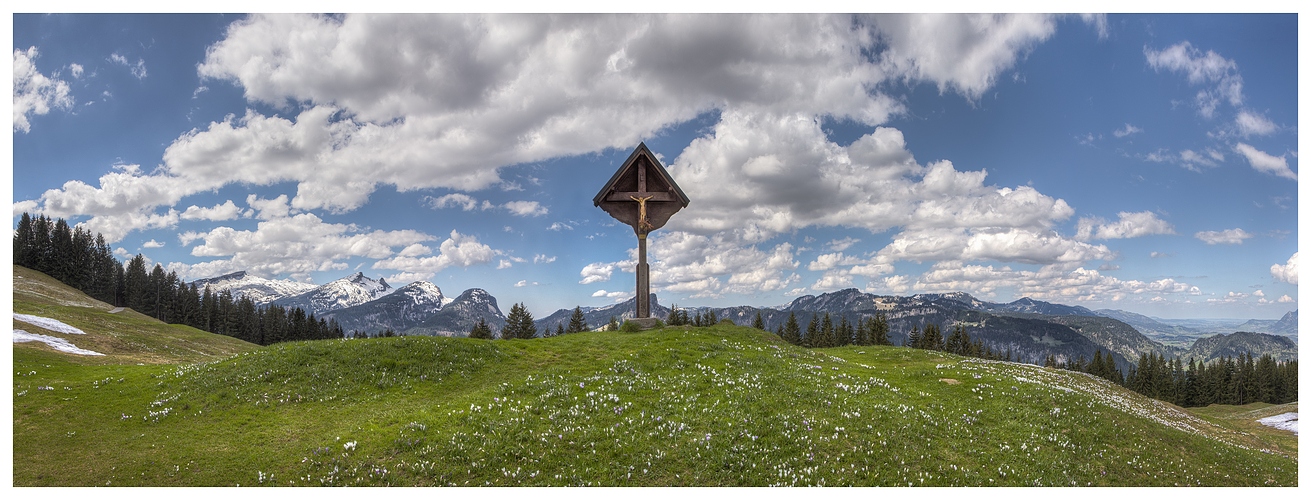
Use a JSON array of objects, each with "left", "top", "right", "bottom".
[{"left": 593, "top": 142, "right": 690, "bottom": 234}]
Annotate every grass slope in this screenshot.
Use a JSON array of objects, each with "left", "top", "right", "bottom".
[
  {"left": 13, "top": 324, "right": 1296, "bottom": 487},
  {"left": 12, "top": 265, "right": 257, "bottom": 365}
]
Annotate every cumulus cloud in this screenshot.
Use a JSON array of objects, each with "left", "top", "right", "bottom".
[
  {"left": 533, "top": 254, "right": 556, "bottom": 264},
  {"left": 875, "top": 262, "right": 1200, "bottom": 303},
  {"left": 1233, "top": 143, "right": 1296, "bottom": 180},
  {"left": 142, "top": 239, "right": 164, "bottom": 248},
  {"left": 579, "top": 263, "right": 614, "bottom": 284},
  {"left": 1270, "top": 252, "right": 1297, "bottom": 285},
  {"left": 180, "top": 200, "right": 243, "bottom": 221},
  {"left": 827, "top": 237, "right": 860, "bottom": 252},
  {"left": 372, "top": 230, "right": 496, "bottom": 277},
  {"left": 591, "top": 289, "right": 632, "bottom": 302},
  {"left": 872, "top": 14, "right": 1057, "bottom": 100},
  {"left": 425, "top": 194, "right": 547, "bottom": 217},
  {"left": 14, "top": 46, "right": 74, "bottom": 133},
  {"left": 169, "top": 213, "right": 432, "bottom": 280},
  {"left": 1277, "top": 294, "right": 1294, "bottom": 303},
  {"left": 1076, "top": 211, "right": 1175, "bottom": 240},
  {"left": 20, "top": 14, "right": 1066, "bottom": 242},
  {"left": 1235, "top": 110, "right": 1277, "bottom": 136},
  {"left": 1194, "top": 228, "right": 1252, "bottom": 245},
  {"left": 1145, "top": 41, "right": 1243, "bottom": 118}
]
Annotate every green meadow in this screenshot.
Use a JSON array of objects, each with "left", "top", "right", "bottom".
[{"left": 11, "top": 267, "right": 1297, "bottom": 486}]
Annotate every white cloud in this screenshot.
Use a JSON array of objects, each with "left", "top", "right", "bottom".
[
  {"left": 170, "top": 213, "right": 431, "bottom": 280},
  {"left": 1234, "top": 143, "right": 1296, "bottom": 180},
  {"left": 1235, "top": 110, "right": 1277, "bottom": 136},
  {"left": 1277, "top": 294, "right": 1294, "bottom": 303},
  {"left": 110, "top": 52, "right": 147, "bottom": 79},
  {"left": 514, "top": 280, "right": 539, "bottom": 287},
  {"left": 180, "top": 200, "right": 243, "bottom": 221},
  {"left": 142, "top": 239, "right": 164, "bottom": 248},
  {"left": 591, "top": 289, "right": 631, "bottom": 302},
  {"left": 21, "top": 14, "right": 1060, "bottom": 241},
  {"left": 1113, "top": 123, "right": 1142, "bottom": 138},
  {"left": 372, "top": 230, "right": 496, "bottom": 276},
  {"left": 884, "top": 262, "right": 1200, "bottom": 304},
  {"left": 1194, "top": 228, "right": 1252, "bottom": 245},
  {"left": 1270, "top": 252, "right": 1297, "bottom": 285},
  {"left": 1079, "top": 14, "right": 1108, "bottom": 39},
  {"left": 504, "top": 201, "right": 547, "bottom": 217},
  {"left": 872, "top": 14, "right": 1057, "bottom": 100},
  {"left": 1253, "top": 290, "right": 1265, "bottom": 298},
  {"left": 579, "top": 263, "right": 614, "bottom": 284},
  {"left": 827, "top": 237, "right": 860, "bottom": 251},
  {"left": 1145, "top": 41, "right": 1243, "bottom": 118},
  {"left": 14, "top": 47, "right": 74, "bottom": 133},
  {"left": 547, "top": 222, "right": 573, "bottom": 231},
  {"left": 1076, "top": 211, "right": 1174, "bottom": 240},
  {"left": 425, "top": 194, "right": 547, "bottom": 217},
  {"left": 69, "top": 63, "right": 84, "bottom": 78},
  {"left": 533, "top": 254, "right": 557, "bottom": 264}
]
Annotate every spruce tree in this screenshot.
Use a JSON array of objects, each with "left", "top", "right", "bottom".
[
  {"left": 504, "top": 302, "right": 536, "bottom": 339},
  {"left": 819, "top": 313, "right": 835, "bottom": 348},
  {"left": 871, "top": 313, "right": 891, "bottom": 345},
  {"left": 752, "top": 311, "right": 765, "bottom": 330},
  {"left": 782, "top": 312, "right": 802, "bottom": 345},
  {"left": 607, "top": 316, "right": 620, "bottom": 331},
  {"left": 567, "top": 306, "right": 588, "bottom": 333},
  {"left": 469, "top": 317, "right": 493, "bottom": 339},
  {"left": 804, "top": 315, "right": 819, "bottom": 347}
]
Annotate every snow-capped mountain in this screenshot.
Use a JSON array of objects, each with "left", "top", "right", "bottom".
[
  {"left": 407, "top": 288, "right": 505, "bottom": 337},
  {"left": 324, "top": 281, "right": 449, "bottom": 336},
  {"left": 270, "top": 272, "right": 393, "bottom": 315},
  {"left": 188, "top": 271, "right": 317, "bottom": 305}
]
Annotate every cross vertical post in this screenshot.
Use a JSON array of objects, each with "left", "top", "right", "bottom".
[{"left": 593, "top": 143, "right": 689, "bottom": 326}]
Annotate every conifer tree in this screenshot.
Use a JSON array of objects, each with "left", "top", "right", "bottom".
[
  {"left": 607, "top": 316, "right": 620, "bottom": 331},
  {"left": 819, "top": 313, "right": 835, "bottom": 348},
  {"left": 782, "top": 312, "right": 802, "bottom": 345},
  {"left": 804, "top": 315, "right": 819, "bottom": 347},
  {"left": 871, "top": 313, "right": 891, "bottom": 345},
  {"left": 503, "top": 302, "right": 536, "bottom": 339},
  {"left": 567, "top": 306, "right": 588, "bottom": 333},
  {"left": 752, "top": 311, "right": 765, "bottom": 330},
  {"left": 469, "top": 317, "right": 494, "bottom": 339},
  {"left": 906, "top": 325, "right": 921, "bottom": 348}
]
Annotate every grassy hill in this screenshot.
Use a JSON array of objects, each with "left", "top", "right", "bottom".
[
  {"left": 12, "top": 265, "right": 257, "bottom": 365},
  {"left": 11, "top": 265, "right": 1298, "bottom": 486},
  {"left": 13, "top": 321, "right": 1297, "bottom": 486}
]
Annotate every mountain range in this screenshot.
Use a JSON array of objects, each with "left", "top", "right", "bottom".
[{"left": 189, "top": 271, "right": 1297, "bottom": 367}]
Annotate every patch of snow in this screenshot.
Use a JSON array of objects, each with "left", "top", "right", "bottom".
[
  {"left": 14, "top": 329, "right": 104, "bottom": 356},
  {"left": 13, "top": 313, "right": 86, "bottom": 335},
  {"left": 1257, "top": 412, "right": 1298, "bottom": 435}
]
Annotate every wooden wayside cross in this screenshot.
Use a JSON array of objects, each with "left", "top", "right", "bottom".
[{"left": 594, "top": 143, "right": 690, "bottom": 319}]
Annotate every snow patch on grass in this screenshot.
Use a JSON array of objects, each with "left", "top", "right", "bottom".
[
  {"left": 13, "top": 329, "right": 103, "bottom": 356},
  {"left": 14, "top": 313, "right": 86, "bottom": 335},
  {"left": 1257, "top": 413, "right": 1298, "bottom": 435}
]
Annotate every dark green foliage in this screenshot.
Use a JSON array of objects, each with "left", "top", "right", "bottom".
[
  {"left": 803, "top": 315, "right": 819, "bottom": 348},
  {"left": 567, "top": 306, "right": 589, "bottom": 333},
  {"left": 705, "top": 309, "right": 718, "bottom": 325},
  {"left": 869, "top": 313, "right": 891, "bottom": 346},
  {"left": 607, "top": 316, "right": 620, "bottom": 331},
  {"left": 503, "top": 302, "right": 537, "bottom": 339},
  {"left": 666, "top": 305, "right": 689, "bottom": 326},
  {"left": 945, "top": 324, "right": 971, "bottom": 355},
  {"left": 12, "top": 212, "right": 345, "bottom": 347},
  {"left": 468, "top": 317, "right": 494, "bottom": 339},
  {"left": 553, "top": 323, "right": 565, "bottom": 337},
  {"left": 752, "top": 311, "right": 765, "bottom": 330},
  {"left": 781, "top": 312, "right": 802, "bottom": 345}
]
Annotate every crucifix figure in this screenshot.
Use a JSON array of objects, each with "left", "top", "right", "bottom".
[
  {"left": 630, "top": 194, "right": 655, "bottom": 233},
  {"left": 594, "top": 143, "right": 690, "bottom": 320}
]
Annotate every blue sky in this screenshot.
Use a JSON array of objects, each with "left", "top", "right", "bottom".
[{"left": 10, "top": 13, "right": 1300, "bottom": 319}]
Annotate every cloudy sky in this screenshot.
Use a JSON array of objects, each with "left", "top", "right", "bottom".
[{"left": 11, "top": 13, "right": 1299, "bottom": 319}]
